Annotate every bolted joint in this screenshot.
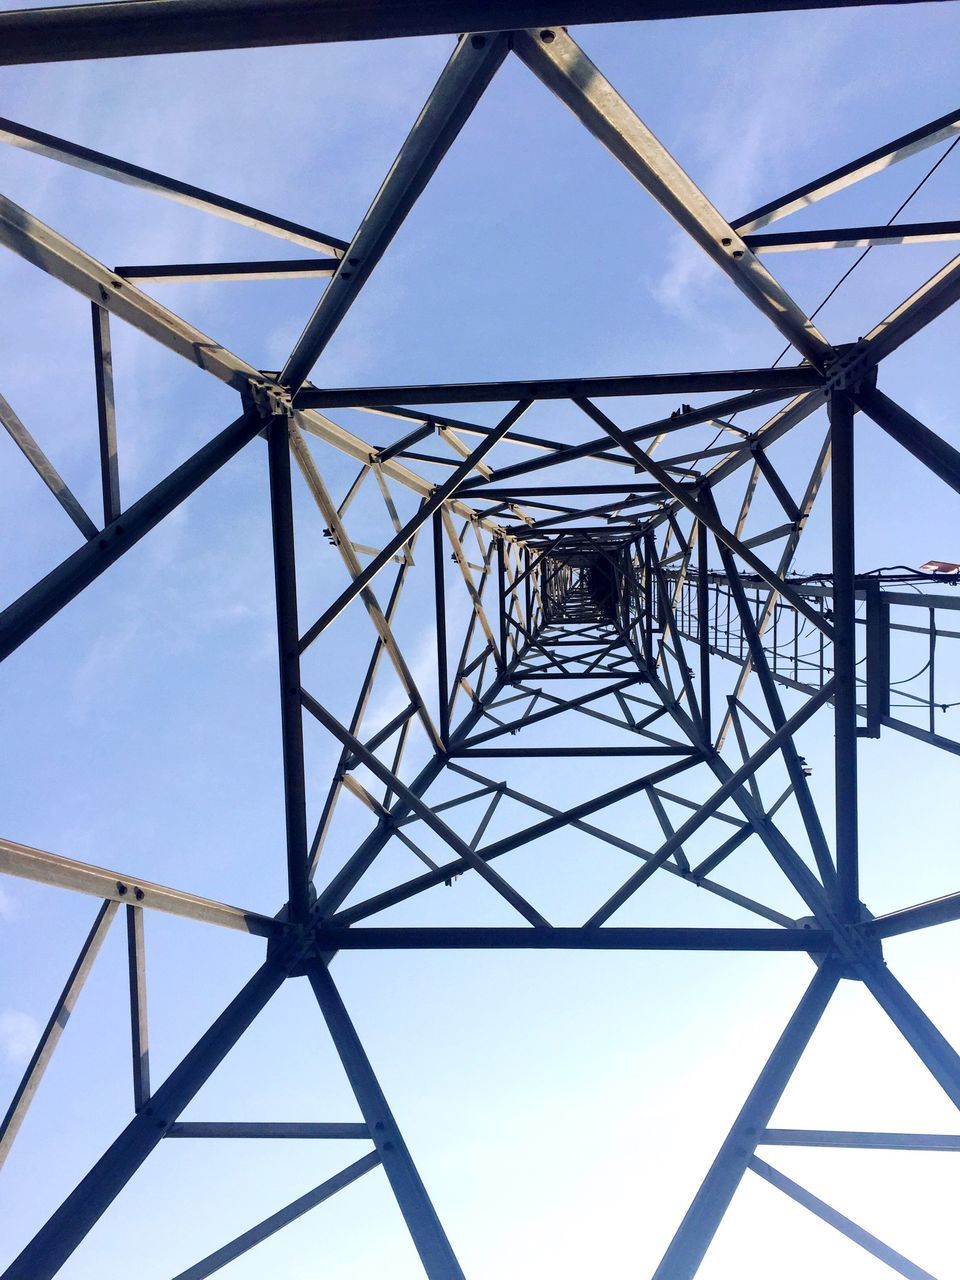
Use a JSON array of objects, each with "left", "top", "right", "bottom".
[
  {"left": 243, "top": 376, "right": 294, "bottom": 420},
  {"left": 266, "top": 883, "right": 320, "bottom": 974},
  {"left": 266, "top": 920, "right": 317, "bottom": 975},
  {"left": 797, "top": 908, "right": 884, "bottom": 978},
  {"left": 823, "top": 341, "right": 879, "bottom": 394}
]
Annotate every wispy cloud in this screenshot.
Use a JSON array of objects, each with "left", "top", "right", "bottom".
[
  {"left": 0, "top": 883, "right": 19, "bottom": 920},
  {"left": 652, "top": 18, "right": 859, "bottom": 323},
  {"left": 0, "top": 1010, "right": 40, "bottom": 1065}
]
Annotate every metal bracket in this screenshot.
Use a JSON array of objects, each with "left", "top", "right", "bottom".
[
  {"left": 244, "top": 376, "right": 294, "bottom": 420},
  {"left": 823, "top": 342, "right": 879, "bottom": 393}
]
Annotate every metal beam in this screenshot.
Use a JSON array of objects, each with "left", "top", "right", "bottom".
[
  {"left": 735, "top": 105, "right": 960, "bottom": 233},
  {"left": 295, "top": 367, "right": 820, "bottom": 409},
  {"left": 0, "top": 836, "right": 283, "bottom": 938},
  {"left": 0, "top": 409, "right": 263, "bottom": 663},
  {"left": 0, "top": 114, "right": 347, "bottom": 254},
  {"left": 0, "top": 900, "right": 118, "bottom": 1171},
  {"left": 513, "top": 26, "right": 830, "bottom": 365},
  {"left": 166, "top": 1121, "right": 369, "bottom": 1139},
  {"left": 307, "top": 962, "right": 466, "bottom": 1280},
  {"left": 312, "top": 926, "right": 829, "bottom": 950},
  {"left": 651, "top": 963, "right": 840, "bottom": 1280},
  {"left": 0, "top": 1, "right": 942, "bottom": 65},
  {"left": 115, "top": 258, "right": 339, "bottom": 282},
  {"left": 2, "top": 960, "right": 286, "bottom": 1280},
  {"left": 171, "top": 1152, "right": 382, "bottom": 1280},
  {"left": 745, "top": 218, "right": 960, "bottom": 252},
  {"left": 749, "top": 1157, "right": 936, "bottom": 1280},
  {"left": 280, "top": 32, "right": 509, "bottom": 391},
  {"left": 0, "top": 389, "right": 99, "bottom": 540},
  {"left": 855, "top": 384, "right": 960, "bottom": 497}
]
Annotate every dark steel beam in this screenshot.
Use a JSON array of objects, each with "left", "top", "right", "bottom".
[
  {"left": 0, "top": 409, "right": 262, "bottom": 663},
  {"left": 762, "top": 1128, "right": 960, "bottom": 1151},
  {"left": 115, "top": 258, "right": 339, "bottom": 283},
  {"left": 301, "top": 687, "right": 551, "bottom": 927},
  {"left": 0, "top": 900, "right": 118, "bottom": 1171},
  {"left": 855, "top": 384, "right": 960, "bottom": 497},
  {"left": 91, "top": 303, "right": 121, "bottom": 525},
  {"left": 166, "top": 1122, "right": 370, "bottom": 1139},
  {"left": 2, "top": 961, "right": 286, "bottom": 1280},
  {"left": 865, "top": 890, "right": 960, "bottom": 940},
  {"left": 0, "top": 1, "right": 942, "bottom": 65},
  {"left": 651, "top": 963, "right": 840, "bottom": 1280},
  {"left": 267, "top": 415, "right": 311, "bottom": 924},
  {"left": 513, "top": 26, "right": 830, "bottom": 365},
  {"left": 298, "top": 401, "right": 530, "bottom": 651},
  {"left": 125, "top": 905, "right": 150, "bottom": 1112},
  {"left": 735, "top": 105, "right": 960, "bottom": 234},
  {"left": 0, "top": 114, "right": 347, "bottom": 254},
  {"left": 280, "top": 32, "right": 509, "bottom": 391},
  {"left": 295, "top": 367, "right": 819, "bottom": 410},
  {"left": 461, "top": 388, "right": 797, "bottom": 491},
  {"left": 307, "top": 963, "right": 466, "bottom": 1280},
  {"left": 863, "top": 964, "right": 960, "bottom": 1110},
  {"left": 829, "top": 390, "right": 859, "bottom": 920},
  {"left": 745, "top": 218, "right": 960, "bottom": 253},
  {"left": 0, "top": 389, "right": 99, "bottom": 540},
  {"left": 171, "top": 1152, "right": 382, "bottom": 1280},
  {"left": 313, "top": 926, "right": 829, "bottom": 950},
  {"left": 749, "top": 1157, "right": 935, "bottom": 1280}
]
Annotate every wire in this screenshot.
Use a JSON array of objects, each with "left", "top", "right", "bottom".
[{"left": 767, "top": 132, "right": 960, "bottom": 369}]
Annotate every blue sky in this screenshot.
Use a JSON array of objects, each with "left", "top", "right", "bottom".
[{"left": 2, "top": 5, "right": 960, "bottom": 1277}]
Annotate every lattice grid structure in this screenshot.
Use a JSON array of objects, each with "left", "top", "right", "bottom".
[{"left": 1, "top": 4, "right": 960, "bottom": 1279}]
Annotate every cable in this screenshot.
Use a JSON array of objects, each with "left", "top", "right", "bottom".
[{"left": 767, "top": 132, "right": 960, "bottom": 369}]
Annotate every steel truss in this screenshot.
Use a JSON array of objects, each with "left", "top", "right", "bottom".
[{"left": 1, "top": 3, "right": 960, "bottom": 1277}]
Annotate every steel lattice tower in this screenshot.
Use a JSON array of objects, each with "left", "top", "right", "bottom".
[{"left": 1, "top": 3, "right": 960, "bottom": 1278}]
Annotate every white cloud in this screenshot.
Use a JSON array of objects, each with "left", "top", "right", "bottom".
[
  {"left": 0, "top": 1010, "right": 40, "bottom": 1065},
  {"left": 0, "top": 882, "right": 18, "bottom": 920}
]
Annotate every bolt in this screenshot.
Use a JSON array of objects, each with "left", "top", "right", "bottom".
[
  {"left": 470, "top": 34, "right": 486, "bottom": 48},
  {"left": 540, "top": 29, "right": 555, "bottom": 42},
  {"left": 732, "top": 249, "right": 744, "bottom": 259},
  {"left": 721, "top": 237, "right": 731, "bottom": 247},
  {"left": 116, "top": 882, "right": 127, "bottom": 895},
  {"left": 134, "top": 887, "right": 145, "bottom": 901}
]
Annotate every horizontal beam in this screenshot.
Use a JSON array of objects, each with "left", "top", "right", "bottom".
[
  {"left": 115, "top": 258, "right": 339, "bottom": 283},
  {"left": 762, "top": 1128, "right": 960, "bottom": 1151},
  {"left": 0, "top": 837, "right": 282, "bottom": 938},
  {"left": 295, "top": 366, "right": 821, "bottom": 409},
  {"left": 0, "top": 1, "right": 944, "bottom": 65},
  {"left": 449, "top": 746, "right": 695, "bottom": 756},
  {"left": 166, "top": 1122, "right": 369, "bottom": 1139},
  {"left": 313, "top": 927, "right": 828, "bottom": 950},
  {"left": 746, "top": 218, "right": 960, "bottom": 252}
]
